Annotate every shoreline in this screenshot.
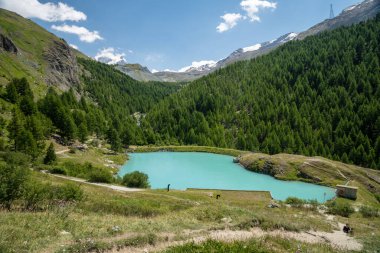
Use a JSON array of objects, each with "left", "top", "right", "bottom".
[
  {"left": 127, "top": 145, "right": 247, "bottom": 157},
  {"left": 126, "top": 145, "right": 334, "bottom": 186},
  {"left": 122, "top": 146, "right": 337, "bottom": 201}
]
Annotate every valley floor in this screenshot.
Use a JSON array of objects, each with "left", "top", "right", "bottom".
[
  {"left": 2, "top": 172, "right": 379, "bottom": 253},
  {"left": 1, "top": 145, "right": 379, "bottom": 252}
]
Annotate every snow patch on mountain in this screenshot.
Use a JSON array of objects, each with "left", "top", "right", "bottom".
[
  {"left": 178, "top": 60, "right": 217, "bottom": 73},
  {"left": 281, "top": 32, "right": 298, "bottom": 42},
  {"left": 242, "top": 43, "right": 261, "bottom": 53},
  {"left": 344, "top": 4, "right": 359, "bottom": 12}
]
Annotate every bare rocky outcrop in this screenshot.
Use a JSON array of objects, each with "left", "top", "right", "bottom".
[
  {"left": 0, "top": 33, "right": 17, "bottom": 53},
  {"left": 43, "top": 39, "right": 80, "bottom": 90}
]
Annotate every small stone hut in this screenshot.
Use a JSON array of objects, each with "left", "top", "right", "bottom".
[{"left": 336, "top": 185, "right": 358, "bottom": 200}]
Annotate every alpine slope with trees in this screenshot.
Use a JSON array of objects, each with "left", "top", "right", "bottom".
[
  {"left": 0, "top": 69, "right": 180, "bottom": 159},
  {"left": 144, "top": 15, "right": 380, "bottom": 169}
]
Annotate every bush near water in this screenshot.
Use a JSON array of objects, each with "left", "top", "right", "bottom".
[{"left": 122, "top": 171, "right": 150, "bottom": 188}]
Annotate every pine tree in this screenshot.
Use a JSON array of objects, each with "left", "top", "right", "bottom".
[
  {"left": 19, "top": 96, "right": 37, "bottom": 116},
  {"left": 5, "top": 82, "right": 19, "bottom": 103},
  {"left": 15, "top": 128, "right": 38, "bottom": 158},
  {"left": 78, "top": 122, "right": 88, "bottom": 143},
  {"left": 107, "top": 128, "right": 122, "bottom": 152},
  {"left": 44, "top": 143, "right": 57, "bottom": 165}
]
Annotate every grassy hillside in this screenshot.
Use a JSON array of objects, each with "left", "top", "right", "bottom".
[
  {"left": 0, "top": 8, "right": 49, "bottom": 94},
  {"left": 0, "top": 9, "right": 183, "bottom": 154},
  {"left": 0, "top": 8, "right": 79, "bottom": 96},
  {"left": 238, "top": 152, "right": 380, "bottom": 206}
]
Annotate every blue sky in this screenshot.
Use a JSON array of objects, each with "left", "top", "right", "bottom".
[{"left": 0, "top": 0, "right": 360, "bottom": 71}]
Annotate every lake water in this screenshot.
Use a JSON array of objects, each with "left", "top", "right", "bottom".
[{"left": 119, "top": 152, "right": 336, "bottom": 202}]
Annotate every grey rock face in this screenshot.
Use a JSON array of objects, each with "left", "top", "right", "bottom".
[
  {"left": 0, "top": 33, "right": 17, "bottom": 53},
  {"left": 115, "top": 64, "right": 163, "bottom": 82},
  {"left": 43, "top": 39, "right": 80, "bottom": 90}
]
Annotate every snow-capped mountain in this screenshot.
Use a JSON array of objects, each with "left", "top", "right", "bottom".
[
  {"left": 214, "top": 32, "right": 298, "bottom": 70},
  {"left": 111, "top": 0, "right": 380, "bottom": 82},
  {"left": 144, "top": 32, "right": 298, "bottom": 82},
  {"left": 178, "top": 60, "right": 217, "bottom": 73}
]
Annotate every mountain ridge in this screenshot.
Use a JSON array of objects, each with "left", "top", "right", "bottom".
[{"left": 114, "top": 0, "right": 380, "bottom": 82}]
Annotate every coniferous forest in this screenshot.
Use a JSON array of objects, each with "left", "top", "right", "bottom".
[
  {"left": 0, "top": 68, "right": 181, "bottom": 157},
  {"left": 144, "top": 15, "right": 380, "bottom": 169}
]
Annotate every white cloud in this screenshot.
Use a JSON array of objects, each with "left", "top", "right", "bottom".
[
  {"left": 0, "top": 0, "right": 86, "bottom": 22},
  {"left": 217, "top": 13, "right": 242, "bottom": 33},
  {"left": 178, "top": 60, "right": 217, "bottom": 72},
  {"left": 51, "top": 24, "right": 103, "bottom": 43},
  {"left": 69, "top": 44, "right": 78, "bottom": 50},
  {"left": 151, "top": 69, "right": 159, "bottom": 73},
  {"left": 240, "top": 0, "right": 277, "bottom": 22},
  {"left": 94, "top": 47, "right": 126, "bottom": 65}
]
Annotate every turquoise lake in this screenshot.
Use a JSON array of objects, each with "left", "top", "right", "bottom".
[{"left": 119, "top": 152, "right": 336, "bottom": 202}]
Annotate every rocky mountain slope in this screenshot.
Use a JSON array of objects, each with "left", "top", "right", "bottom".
[
  {"left": 115, "top": 63, "right": 162, "bottom": 82},
  {"left": 215, "top": 32, "right": 298, "bottom": 70},
  {"left": 0, "top": 8, "right": 80, "bottom": 95},
  {"left": 297, "top": 0, "right": 380, "bottom": 39},
  {"left": 114, "top": 33, "right": 299, "bottom": 83}
]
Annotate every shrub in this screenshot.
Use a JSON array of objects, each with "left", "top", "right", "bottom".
[
  {"left": 49, "top": 166, "right": 66, "bottom": 175},
  {"left": 23, "top": 181, "right": 83, "bottom": 210},
  {"left": 327, "top": 201, "right": 355, "bottom": 217},
  {"left": 359, "top": 205, "right": 379, "bottom": 218},
  {"left": 0, "top": 164, "right": 29, "bottom": 209},
  {"left": 61, "top": 162, "right": 109, "bottom": 181},
  {"left": 0, "top": 151, "right": 31, "bottom": 166},
  {"left": 55, "top": 182, "right": 84, "bottom": 202},
  {"left": 22, "top": 180, "right": 50, "bottom": 210},
  {"left": 122, "top": 171, "right": 150, "bottom": 188},
  {"left": 88, "top": 169, "right": 113, "bottom": 183}
]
